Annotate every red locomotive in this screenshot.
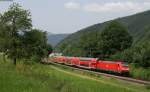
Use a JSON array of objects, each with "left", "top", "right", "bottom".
[{"left": 49, "top": 54, "right": 129, "bottom": 74}]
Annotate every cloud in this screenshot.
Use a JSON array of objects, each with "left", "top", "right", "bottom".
[
  {"left": 83, "top": 1, "right": 150, "bottom": 13},
  {"left": 64, "top": 2, "right": 80, "bottom": 10},
  {"left": 64, "top": 1, "right": 150, "bottom": 13}
]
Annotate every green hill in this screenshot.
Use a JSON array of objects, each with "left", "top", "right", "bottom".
[
  {"left": 57, "top": 10, "right": 150, "bottom": 49},
  {"left": 137, "top": 27, "right": 150, "bottom": 43}
]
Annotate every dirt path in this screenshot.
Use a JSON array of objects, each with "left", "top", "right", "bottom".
[{"left": 50, "top": 66, "right": 140, "bottom": 92}]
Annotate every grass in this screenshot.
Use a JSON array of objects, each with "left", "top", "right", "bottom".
[
  {"left": 50, "top": 63, "right": 150, "bottom": 92},
  {"left": 0, "top": 57, "right": 150, "bottom": 92}
]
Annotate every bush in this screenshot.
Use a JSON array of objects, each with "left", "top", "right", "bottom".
[{"left": 130, "top": 64, "right": 150, "bottom": 81}]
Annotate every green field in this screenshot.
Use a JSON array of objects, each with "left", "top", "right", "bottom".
[{"left": 0, "top": 57, "right": 149, "bottom": 92}]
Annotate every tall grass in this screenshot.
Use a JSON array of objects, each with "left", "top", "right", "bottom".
[{"left": 0, "top": 60, "right": 149, "bottom": 92}]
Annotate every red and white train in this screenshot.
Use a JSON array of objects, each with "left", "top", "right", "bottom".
[{"left": 49, "top": 53, "right": 129, "bottom": 74}]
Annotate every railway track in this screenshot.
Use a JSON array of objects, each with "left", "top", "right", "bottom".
[{"left": 42, "top": 60, "right": 150, "bottom": 85}]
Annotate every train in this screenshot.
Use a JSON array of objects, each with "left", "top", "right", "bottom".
[{"left": 49, "top": 53, "right": 129, "bottom": 74}]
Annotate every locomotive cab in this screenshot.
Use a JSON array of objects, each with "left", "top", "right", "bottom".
[{"left": 118, "top": 62, "right": 129, "bottom": 73}]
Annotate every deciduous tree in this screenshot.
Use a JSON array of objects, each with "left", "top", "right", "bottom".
[
  {"left": 0, "top": 3, "right": 32, "bottom": 65},
  {"left": 98, "top": 21, "right": 133, "bottom": 58}
]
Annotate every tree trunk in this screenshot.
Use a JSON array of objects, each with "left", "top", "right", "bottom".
[{"left": 13, "top": 58, "right": 17, "bottom": 65}]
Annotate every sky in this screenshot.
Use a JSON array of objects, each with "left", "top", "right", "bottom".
[{"left": 0, "top": 0, "right": 150, "bottom": 34}]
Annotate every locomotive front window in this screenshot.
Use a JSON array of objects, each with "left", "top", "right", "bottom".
[{"left": 122, "top": 63, "right": 128, "bottom": 67}]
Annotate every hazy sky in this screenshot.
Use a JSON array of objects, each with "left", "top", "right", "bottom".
[{"left": 0, "top": 0, "right": 150, "bottom": 34}]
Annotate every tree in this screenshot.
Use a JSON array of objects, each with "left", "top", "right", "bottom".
[
  {"left": 0, "top": 12, "right": 13, "bottom": 62},
  {"left": 125, "top": 40, "right": 150, "bottom": 67},
  {"left": 98, "top": 21, "right": 133, "bottom": 58},
  {"left": 0, "top": 3, "right": 52, "bottom": 64},
  {"left": 23, "top": 29, "right": 52, "bottom": 62},
  {"left": 0, "top": 14, "right": 10, "bottom": 52},
  {"left": 0, "top": 3, "right": 32, "bottom": 65},
  {"left": 79, "top": 31, "right": 99, "bottom": 57}
]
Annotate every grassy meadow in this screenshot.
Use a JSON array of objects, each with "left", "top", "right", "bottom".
[{"left": 0, "top": 56, "right": 150, "bottom": 92}]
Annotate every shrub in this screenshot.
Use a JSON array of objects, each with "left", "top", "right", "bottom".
[{"left": 130, "top": 64, "right": 150, "bottom": 80}]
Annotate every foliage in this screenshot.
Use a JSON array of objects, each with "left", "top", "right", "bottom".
[
  {"left": 58, "top": 42, "right": 83, "bottom": 57},
  {"left": 0, "top": 3, "right": 32, "bottom": 64},
  {"left": 0, "top": 3, "right": 52, "bottom": 64},
  {"left": 79, "top": 31, "right": 99, "bottom": 57},
  {"left": 98, "top": 21, "right": 133, "bottom": 58},
  {"left": 110, "top": 29, "right": 150, "bottom": 69},
  {"left": 130, "top": 64, "right": 150, "bottom": 81},
  {"left": 110, "top": 35, "right": 150, "bottom": 68},
  {"left": 128, "top": 41, "right": 150, "bottom": 67},
  {"left": 0, "top": 14, "right": 11, "bottom": 53},
  {"left": 22, "top": 29, "right": 52, "bottom": 62},
  {"left": 59, "top": 21, "right": 133, "bottom": 59}
]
